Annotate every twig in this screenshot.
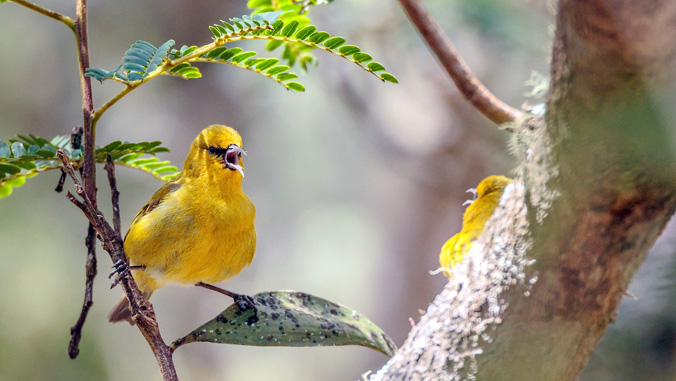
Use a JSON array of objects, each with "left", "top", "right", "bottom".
[
  {"left": 66, "top": 125, "right": 95, "bottom": 358},
  {"left": 9, "top": 0, "right": 75, "bottom": 31},
  {"left": 398, "top": 0, "right": 523, "bottom": 127},
  {"left": 57, "top": 150, "right": 178, "bottom": 380},
  {"left": 68, "top": 224, "right": 97, "bottom": 359},
  {"left": 105, "top": 155, "right": 121, "bottom": 235},
  {"left": 56, "top": 127, "right": 84, "bottom": 193}
]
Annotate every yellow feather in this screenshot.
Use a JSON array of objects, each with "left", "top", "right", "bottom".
[
  {"left": 110, "top": 125, "right": 256, "bottom": 323},
  {"left": 438, "top": 175, "right": 512, "bottom": 277}
]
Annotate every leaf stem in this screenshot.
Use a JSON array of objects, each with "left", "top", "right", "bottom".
[
  {"left": 92, "top": 85, "right": 135, "bottom": 127},
  {"left": 9, "top": 0, "right": 75, "bottom": 31}
]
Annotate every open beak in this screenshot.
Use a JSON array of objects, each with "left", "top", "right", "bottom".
[{"left": 224, "top": 145, "right": 246, "bottom": 177}]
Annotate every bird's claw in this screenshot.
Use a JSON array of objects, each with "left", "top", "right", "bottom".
[
  {"left": 109, "top": 259, "right": 129, "bottom": 289},
  {"left": 234, "top": 293, "right": 257, "bottom": 313}
]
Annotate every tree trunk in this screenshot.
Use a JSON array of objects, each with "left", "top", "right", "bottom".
[{"left": 372, "top": 1, "right": 676, "bottom": 379}]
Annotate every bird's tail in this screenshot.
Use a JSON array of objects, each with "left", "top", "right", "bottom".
[{"left": 109, "top": 290, "right": 153, "bottom": 325}]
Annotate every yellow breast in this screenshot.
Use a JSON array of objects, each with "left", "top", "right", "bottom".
[{"left": 124, "top": 179, "right": 256, "bottom": 293}]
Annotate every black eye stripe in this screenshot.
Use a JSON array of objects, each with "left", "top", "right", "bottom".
[{"left": 207, "top": 146, "right": 228, "bottom": 157}]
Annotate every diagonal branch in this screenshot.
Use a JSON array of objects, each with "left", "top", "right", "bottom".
[{"left": 398, "top": 0, "right": 523, "bottom": 127}]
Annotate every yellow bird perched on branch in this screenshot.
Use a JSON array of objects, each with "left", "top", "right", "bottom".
[
  {"left": 438, "top": 175, "right": 512, "bottom": 277},
  {"left": 109, "top": 125, "right": 257, "bottom": 324}
]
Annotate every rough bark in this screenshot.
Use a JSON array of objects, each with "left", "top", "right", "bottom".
[{"left": 372, "top": 1, "right": 676, "bottom": 380}]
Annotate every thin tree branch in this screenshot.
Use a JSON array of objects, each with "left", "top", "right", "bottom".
[
  {"left": 74, "top": 0, "right": 96, "bottom": 208},
  {"left": 398, "top": 0, "right": 523, "bottom": 127},
  {"left": 57, "top": 150, "right": 178, "bottom": 381},
  {"left": 68, "top": 224, "right": 97, "bottom": 359},
  {"left": 105, "top": 156, "right": 121, "bottom": 235},
  {"left": 9, "top": 0, "right": 75, "bottom": 31}
]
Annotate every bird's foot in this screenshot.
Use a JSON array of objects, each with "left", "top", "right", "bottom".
[
  {"left": 195, "top": 282, "right": 257, "bottom": 314},
  {"left": 233, "top": 293, "right": 257, "bottom": 313},
  {"left": 108, "top": 259, "right": 128, "bottom": 289},
  {"left": 108, "top": 260, "right": 145, "bottom": 289}
]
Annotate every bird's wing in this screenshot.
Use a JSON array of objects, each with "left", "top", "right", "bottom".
[{"left": 125, "top": 178, "right": 182, "bottom": 240}]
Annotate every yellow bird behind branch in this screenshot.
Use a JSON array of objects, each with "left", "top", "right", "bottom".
[
  {"left": 109, "top": 125, "right": 256, "bottom": 324},
  {"left": 438, "top": 175, "right": 512, "bottom": 277}
]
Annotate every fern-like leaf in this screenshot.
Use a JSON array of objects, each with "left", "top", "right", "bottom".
[
  {"left": 222, "top": 19, "right": 398, "bottom": 83},
  {"left": 249, "top": 2, "right": 317, "bottom": 69},
  {"left": 0, "top": 135, "right": 179, "bottom": 198},
  {"left": 208, "top": 12, "right": 283, "bottom": 40},
  {"left": 86, "top": 40, "right": 175, "bottom": 83},
  {"left": 195, "top": 46, "right": 304, "bottom": 91}
]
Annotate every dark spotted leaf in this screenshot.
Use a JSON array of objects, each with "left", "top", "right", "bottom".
[{"left": 171, "top": 291, "right": 397, "bottom": 357}]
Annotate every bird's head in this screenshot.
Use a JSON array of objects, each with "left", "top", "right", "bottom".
[
  {"left": 183, "top": 125, "right": 247, "bottom": 183},
  {"left": 475, "top": 175, "right": 513, "bottom": 199}
]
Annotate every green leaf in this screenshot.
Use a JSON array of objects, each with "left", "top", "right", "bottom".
[
  {"left": 220, "top": 47, "right": 243, "bottom": 61},
  {"left": 0, "top": 141, "right": 10, "bottom": 158},
  {"left": 171, "top": 291, "right": 397, "bottom": 357},
  {"left": 84, "top": 68, "right": 113, "bottom": 83},
  {"left": 0, "top": 184, "right": 12, "bottom": 198},
  {"left": 270, "top": 20, "right": 284, "bottom": 36},
  {"left": 380, "top": 72, "right": 399, "bottom": 84},
  {"left": 352, "top": 52, "right": 372, "bottom": 63},
  {"left": 0, "top": 163, "right": 21, "bottom": 175},
  {"left": 276, "top": 73, "right": 298, "bottom": 81},
  {"left": 209, "top": 26, "right": 222, "bottom": 37},
  {"left": 153, "top": 165, "right": 179, "bottom": 173},
  {"left": 286, "top": 82, "right": 305, "bottom": 92},
  {"left": 294, "top": 25, "right": 317, "bottom": 40},
  {"left": 367, "top": 62, "right": 386, "bottom": 72},
  {"left": 35, "top": 149, "right": 56, "bottom": 158},
  {"left": 266, "top": 40, "right": 284, "bottom": 51},
  {"left": 338, "top": 45, "right": 360, "bottom": 56},
  {"left": 232, "top": 51, "right": 258, "bottom": 63},
  {"left": 101, "top": 141, "right": 123, "bottom": 152},
  {"left": 206, "top": 47, "right": 228, "bottom": 59},
  {"left": 266, "top": 65, "right": 290, "bottom": 75},
  {"left": 281, "top": 20, "right": 299, "bottom": 37},
  {"left": 323, "top": 36, "right": 346, "bottom": 50},
  {"left": 0, "top": 176, "right": 27, "bottom": 198},
  {"left": 11, "top": 142, "right": 26, "bottom": 158},
  {"left": 308, "top": 31, "right": 330, "bottom": 44},
  {"left": 256, "top": 58, "right": 279, "bottom": 71}
]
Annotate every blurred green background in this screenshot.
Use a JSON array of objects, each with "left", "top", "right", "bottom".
[{"left": 1, "top": 0, "right": 673, "bottom": 380}]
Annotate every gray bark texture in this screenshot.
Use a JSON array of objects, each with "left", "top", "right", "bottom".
[{"left": 371, "top": 1, "right": 676, "bottom": 380}]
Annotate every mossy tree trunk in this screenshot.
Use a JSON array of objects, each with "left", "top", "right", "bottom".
[{"left": 373, "top": 1, "right": 676, "bottom": 379}]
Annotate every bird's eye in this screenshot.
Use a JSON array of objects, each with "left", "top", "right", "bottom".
[{"left": 208, "top": 146, "right": 217, "bottom": 155}]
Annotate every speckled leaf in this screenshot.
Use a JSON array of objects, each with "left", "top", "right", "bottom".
[{"left": 171, "top": 291, "right": 397, "bottom": 357}]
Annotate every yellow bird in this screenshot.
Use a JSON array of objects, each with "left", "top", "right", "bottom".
[
  {"left": 438, "top": 175, "right": 512, "bottom": 277},
  {"left": 109, "top": 125, "right": 256, "bottom": 324}
]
